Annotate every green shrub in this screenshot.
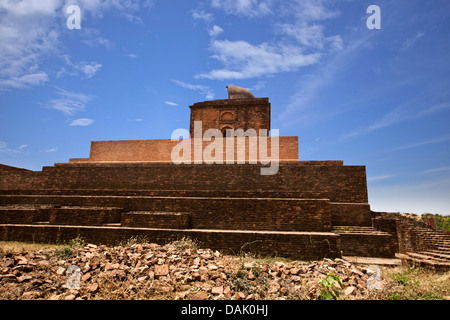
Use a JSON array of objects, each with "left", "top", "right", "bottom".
[{"left": 318, "top": 273, "right": 343, "bottom": 300}]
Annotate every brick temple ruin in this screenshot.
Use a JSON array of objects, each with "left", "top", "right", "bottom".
[{"left": 1, "top": 86, "right": 450, "bottom": 267}]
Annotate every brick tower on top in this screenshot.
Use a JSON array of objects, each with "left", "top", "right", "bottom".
[{"left": 189, "top": 85, "right": 271, "bottom": 138}]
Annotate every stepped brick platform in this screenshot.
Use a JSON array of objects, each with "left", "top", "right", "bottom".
[
  {"left": 374, "top": 212, "right": 450, "bottom": 271},
  {"left": 0, "top": 92, "right": 399, "bottom": 261}
]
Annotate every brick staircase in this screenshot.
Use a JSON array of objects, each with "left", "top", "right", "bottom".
[
  {"left": 333, "top": 225, "right": 391, "bottom": 235},
  {"left": 400, "top": 225, "right": 450, "bottom": 271},
  {"left": 332, "top": 226, "right": 396, "bottom": 258},
  {"left": 376, "top": 213, "right": 450, "bottom": 271}
]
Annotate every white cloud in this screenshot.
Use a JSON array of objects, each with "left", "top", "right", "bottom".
[
  {"left": 0, "top": 1, "right": 152, "bottom": 90},
  {"left": 419, "top": 102, "right": 450, "bottom": 116},
  {"left": 209, "top": 25, "right": 224, "bottom": 37},
  {"left": 59, "top": 55, "right": 102, "bottom": 79},
  {"left": 126, "top": 53, "right": 138, "bottom": 58},
  {"left": 288, "top": 0, "right": 339, "bottom": 21},
  {"left": 47, "top": 88, "right": 94, "bottom": 115},
  {"left": 389, "top": 135, "right": 450, "bottom": 152},
  {"left": 69, "top": 118, "right": 94, "bottom": 126},
  {"left": 277, "top": 23, "right": 343, "bottom": 51},
  {"left": 0, "top": 72, "right": 49, "bottom": 89},
  {"left": 192, "top": 9, "right": 214, "bottom": 23},
  {"left": 367, "top": 174, "right": 395, "bottom": 183},
  {"left": 401, "top": 32, "right": 425, "bottom": 52},
  {"left": 196, "top": 0, "right": 341, "bottom": 82},
  {"left": 211, "top": 0, "right": 272, "bottom": 17},
  {"left": 81, "top": 37, "right": 115, "bottom": 49},
  {"left": 79, "top": 62, "right": 102, "bottom": 78},
  {"left": 172, "top": 79, "right": 215, "bottom": 100},
  {"left": 195, "top": 39, "right": 320, "bottom": 80},
  {"left": 164, "top": 101, "right": 178, "bottom": 106},
  {"left": 43, "top": 147, "right": 57, "bottom": 152},
  {"left": 0, "top": 1, "right": 59, "bottom": 90},
  {"left": 422, "top": 166, "right": 450, "bottom": 174},
  {"left": 278, "top": 33, "right": 374, "bottom": 128},
  {"left": 0, "top": 141, "right": 28, "bottom": 155}
]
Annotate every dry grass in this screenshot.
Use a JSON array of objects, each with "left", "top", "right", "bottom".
[
  {"left": 378, "top": 265, "right": 450, "bottom": 300},
  {"left": 0, "top": 241, "right": 66, "bottom": 254}
]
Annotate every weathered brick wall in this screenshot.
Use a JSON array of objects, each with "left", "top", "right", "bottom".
[
  {"left": 0, "top": 224, "right": 341, "bottom": 260},
  {"left": 372, "top": 215, "right": 399, "bottom": 251},
  {"left": 0, "top": 164, "right": 31, "bottom": 172},
  {"left": 189, "top": 98, "right": 271, "bottom": 137},
  {"left": 372, "top": 212, "right": 433, "bottom": 254},
  {"left": 330, "top": 203, "right": 372, "bottom": 226},
  {"left": 338, "top": 233, "right": 396, "bottom": 258},
  {"left": 48, "top": 207, "right": 122, "bottom": 226},
  {"left": 0, "top": 208, "right": 36, "bottom": 224},
  {"left": 121, "top": 212, "right": 191, "bottom": 229},
  {"left": 69, "top": 136, "right": 298, "bottom": 163},
  {"left": 0, "top": 195, "right": 332, "bottom": 232},
  {"left": 0, "top": 162, "right": 369, "bottom": 204}
]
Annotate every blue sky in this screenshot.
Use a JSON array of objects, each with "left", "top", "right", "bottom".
[{"left": 0, "top": 0, "right": 449, "bottom": 215}]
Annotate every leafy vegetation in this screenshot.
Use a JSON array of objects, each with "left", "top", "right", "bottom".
[
  {"left": 318, "top": 273, "right": 343, "bottom": 300},
  {"left": 421, "top": 213, "right": 450, "bottom": 232}
]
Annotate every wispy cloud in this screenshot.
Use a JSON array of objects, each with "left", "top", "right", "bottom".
[
  {"left": 208, "top": 25, "right": 224, "bottom": 37},
  {"left": 172, "top": 79, "right": 215, "bottom": 100},
  {"left": 197, "top": 0, "right": 342, "bottom": 84},
  {"left": 42, "top": 147, "right": 57, "bottom": 152},
  {"left": 367, "top": 174, "right": 396, "bottom": 183},
  {"left": 401, "top": 32, "right": 425, "bottom": 52},
  {"left": 46, "top": 88, "right": 94, "bottom": 116},
  {"left": 389, "top": 134, "right": 450, "bottom": 152},
  {"left": 191, "top": 9, "right": 214, "bottom": 23},
  {"left": 69, "top": 118, "right": 94, "bottom": 126},
  {"left": 164, "top": 101, "right": 178, "bottom": 106},
  {"left": 60, "top": 55, "right": 102, "bottom": 79},
  {"left": 0, "top": 0, "right": 59, "bottom": 91},
  {"left": 342, "top": 100, "right": 450, "bottom": 140},
  {"left": 211, "top": 0, "right": 272, "bottom": 17},
  {"left": 422, "top": 166, "right": 450, "bottom": 174},
  {"left": 81, "top": 37, "right": 115, "bottom": 49},
  {"left": 0, "top": 141, "right": 28, "bottom": 155},
  {"left": 278, "top": 33, "right": 374, "bottom": 127},
  {"left": 195, "top": 39, "right": 320, "bottom": 80},
  {"left": 0, "top": 1, "right": 152, "bottom": 90},
  {"left": 418, "top": 102, "right": 450, "bottom": 116}
]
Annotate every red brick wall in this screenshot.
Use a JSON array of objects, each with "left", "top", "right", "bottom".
[
  {"left": 0, "top": 224, "right": 341, "bottom": 260},
  {"left": 68, "top": 136, "right": 298, "bottom": 163},
  {"left": 0, "top": 162, "right": 368, "bottom": 203},
  {"left": 121, "top": 211, "right": 190, "bottom": 229},
  {"left": 189, "top": 98, "right": 271, "bottom": 137},
  {"left": 0, "top": 195, "right": 332, "bottom": 232}
]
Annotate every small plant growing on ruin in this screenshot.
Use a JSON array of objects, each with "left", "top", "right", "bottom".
[
  {"left": 170, "top": 237, "right": 199, "bottom": 250},
  {"left": 318, "top": 273, "right": 343, "bottom": 300},
  {"left": 69, "top": 236, "right": 86, "bottom": 249},
  {"left": 55, "top": 246, "right": 73, "bottom": 259}
]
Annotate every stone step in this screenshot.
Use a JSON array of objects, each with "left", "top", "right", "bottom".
[
  {"left": 402, "top": 255, "right": 450, "bottom": 271},
  {"left": 421, "top": 250, "right": 450, "bottom": 260},
  {"left": 332, "top": 226, "right": 390, "bottom": 235},
  {"left": 406, "top": 252, "right": 450, "bottom": 263}
]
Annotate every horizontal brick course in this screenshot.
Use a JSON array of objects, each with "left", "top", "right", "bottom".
[
  {"left": 121, "top": 211, "right": 191, "bottom": 229},
  {"left": 0, "top": 224, "right": 341, "bottom": 260},
  {"left": 0, "top": 195, "right": 332, "bottom": 232},
  {"left": 0, "top": 162, "right": 368, "bottom": 203}
]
